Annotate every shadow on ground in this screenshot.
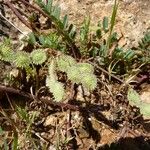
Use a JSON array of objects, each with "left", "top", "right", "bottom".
[{"left": 98, "top": 136, "right": 150, "bottom": 150}]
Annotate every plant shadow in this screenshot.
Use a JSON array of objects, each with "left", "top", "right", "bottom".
[{"left": 98, "top": 136, "right": 150, "bottom": 150}]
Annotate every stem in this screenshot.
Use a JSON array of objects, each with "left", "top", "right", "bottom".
[
  {"left": 18, "top": 0, "right": 81, "bottom": 58},
  {"left": 105, "top": 0, "right": 119, "bottom": 56}
]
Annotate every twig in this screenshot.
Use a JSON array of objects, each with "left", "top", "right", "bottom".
[
  {"left": 0, "top": 12, "right": 29, "bottom": 35},
  {"left": 18, "top": 0, "right": 48, "bottom": 17},
  {"left": 40, "top": 98, "right": 79, "bottom": 111},
  {"left": 0, "top": 106, "right": 19, "bottom": 132},
  {"left": 88, "top": 61, "right": 124, "bottom": 83},
  {"left": 0, "top": 84, "right": 79, "bottom": 111},
  {"left": 0, "top": 85, "right": 32, "bottom": 99},
  {"left": 5, "top": 1, "right": 32, "bottom": 29}
]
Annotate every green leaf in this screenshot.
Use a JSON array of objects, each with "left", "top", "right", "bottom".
[
  {"left": 36, "top": 0, "right": 45, "bottom": 11},
  {"left": 39, "top": 35, "right": 45, "bottom": 45},
  {"left": 46, "top": 0, "right": 53, "bottom": 13},
  {"left": 52, "top": 5, "right": 61, "bottom": 19},
  {"left": 68, "top": 24, "right": 76, "bottom": 39},
  {"left": 0, "top": 126, "right": 3, "bottom": 135},
  {"left": 39, "top": 33, "right": 59, "bottom": 48},
  {"left": 16, "top": 106, "right": 30, "bottom": 123},
  {"left": 123, "top": 49, "right": 135, "bottom": 60},
  {"left": 63, "top": 15, "right": 68, "bottom": 29},
  {"left": 4, "top": 140, "right": 9, "bottom": 150},
  {"left": 69, "top": 25, "right": 76, "bottom": 39},
  {"left": 103, "top": 17, "right": 109, "bottom": 32},
  {"left": 80, "top": 16, "right": 90, "bottom": 42},
  {"left": 138, "top": 31, "right": 150, "bottom": 49},
  {"left": 127, "top": 88, "right": 150, "bottom": 117},
  {"left": 28, "top": 32, "right": 36, "bottom": 45},
  {"left": 99, "top": 44, "right": 106, "bottom": 57},
  {"left": 140, "top": 103, "right": 150, "bottom": 117},
  {"left": 105, "top": 0, "right": 119, "bottom": 55},
  {"left": 111, "top": 32, "right": 118, "bottom": 43},
  {"left": 96, "top": 22, "right": 102, "bottom": 39},
  {"left": 110, "top": 0, "right": 118, "bottom": 32},
  {"left": 66, "top": 62, "right": 97, "bottom": 91},
  {"left": 127, "top": 88, "right": 141, "bottom": 106},
  {"left": 12, "top": 132, "right": 18, "bottom": 150},
  {"left": 36, "top": 0, "right": 79, "bottom": 53}
]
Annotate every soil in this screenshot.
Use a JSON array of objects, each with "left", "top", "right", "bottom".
[
  {"left": 1, "top": 0, "right": 150, "bottom": 46},
  {"left": 0, "top": 0, "right": 150, "bottom": 150}
]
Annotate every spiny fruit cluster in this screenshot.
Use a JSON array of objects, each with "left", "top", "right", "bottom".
[
  {"left": 46, "top": 54, "right": 97, "bottom": 102},
  {"left": 0, "top": 41, "right": 47, "bottom": 68}
]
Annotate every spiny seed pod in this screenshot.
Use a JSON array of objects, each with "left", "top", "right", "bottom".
[
  {"left": 14, "top": 51, "right": 31, "bottom": 68},
  {"left": 56, "top": 54, "right": 76, "bottom": 72},
  {"left": 77, "top": 63, "right": 94, "bottom": 73},
  {"left": 30, "top": 49, "right": 47, "bottom": 65},
  {"left": 66, "top": 65, "right": 81, "bottom": 84},
  {"left": 80, "top": 73, "right": 97, "bottom": 91},
  {"left": 0, "top": 44, "right": 14, "bottom": 62},
  {"left": 46, "top": 76, "right": 65, "bottom": 102}
]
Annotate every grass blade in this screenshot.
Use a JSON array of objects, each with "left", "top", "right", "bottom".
[
  {"left": 103, "top": 17, "right": 109, "bottom": 32},
  {"left": 12, "top": 132, "right": 18, "bottom": 150},
  {"left": 105, "top": 0, "right": 119, "bottom": 56}
]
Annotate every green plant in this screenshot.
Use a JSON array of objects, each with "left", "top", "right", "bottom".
[
  {"left": 14, "top": 51, "right": 31, "bottom": 68},
  {"left": 0, "top": 40, "right": 47, "bottom": 77},
  {"left": 2, "top": 0, "right": 150, "bottom": 149},
  {"left": 0, "top": 126, "right": 9, "bottom": 150},
  {"left": 105, "top": 0, "right": 119, "bottom": 56},
  {"left": 0, "top": 37, "right": 97, "bottom": 101},
  {"left": 1, "top": 0, "right": 149, "bottom": 103},
  {"left": 16, "top": 106, "right": 40, "bottom": 149},
  {"left": 46, "top": 55, "right": 97, "bottom": 101},
  {"left": 35, "top": 0, "right": 80, "bottom": 57},
  {"left": 30, "top": 49, "right": 47, "bottom": 65},
  {"left": 0, "top": 38, "right": 14, "bottom": 62},
  {"left": 138, "top": 31, "right": 150, "bottom": 51},
  {"left": 127, "top": 88, "right": 150, "bottom": 117},
  {"left": 46, "top": 60, "right": 65, "bottom": 101},
  {"left": 0, "top": 40, "right": 47, "bottom": 67},
  {"left": 138, "top": 31, "right": 150, "bottom": 63},
  {"left": 2, "top": 0, "right": 149, "bottom": 103}
]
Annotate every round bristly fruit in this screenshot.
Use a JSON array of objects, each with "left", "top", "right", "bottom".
[
  {"left": 77, "top": 62, "right": 94, "bottom": 73},
  {"left": 80, "top": 73, "right": 97, "bottom": 91},
  {"left": 46, "top": 76, "right": 65, "bottom": 102},
  {"left": 0, "top": 44, "right": 14, "bottom": 62},
  {"left": 56, "top": 54, "right": 76, "bottom": 72},
  {"left": 30, "top": 49, "right": 47, "bottom": 65},
  {"left": 14, "top": 51, "right": 31, "bottom": 68}
]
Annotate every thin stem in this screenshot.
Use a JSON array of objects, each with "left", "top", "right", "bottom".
[
  {"left": 5, "top": 1, "right": 32, "bottom": 29},
  {"left": 0, "top": 84, "right": 79, "bottom": 111},
  {"left": 0, "top": 12, "right": 29, "bottom": 35}
]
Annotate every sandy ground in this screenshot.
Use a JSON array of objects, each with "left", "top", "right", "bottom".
[{"left": 1, "top": 0, "right": 150, "bottom": 47}]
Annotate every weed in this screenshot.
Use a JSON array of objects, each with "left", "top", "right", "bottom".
[{"left": 0, "top": 0, "right": 150, "bottom": 149}]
